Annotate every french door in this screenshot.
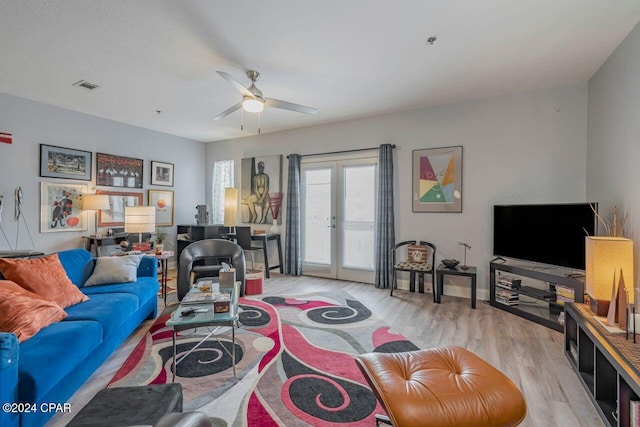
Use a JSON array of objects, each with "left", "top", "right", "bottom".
[{"left": 301, "top": 157, "right": 377, "bottom": 283}]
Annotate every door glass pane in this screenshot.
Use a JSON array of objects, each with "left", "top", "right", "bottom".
[
  {"left": 342, "top": 165, "right": 375, "bottom": 269},
  {"left": 303, "top": 168, "right": 332, "bottom": 264}
]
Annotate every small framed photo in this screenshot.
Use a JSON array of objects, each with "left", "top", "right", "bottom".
[
  {"left": 40, "top": 182, "right": 88, "bottom": 232},
  {"left": 40, "top": 144, "right": 92, "bottom": 181},
  {"left": 96, "top": 190, "right": 143, "bottom": 227},
  {"left": 150, "top": 161, "right": 174, "bottom": 187},
  {"left": 149, "top": 189, "right": 174, "bottom": 226},
  {"left": 412, "top": 146, "right": 463, "bottom": 213}
]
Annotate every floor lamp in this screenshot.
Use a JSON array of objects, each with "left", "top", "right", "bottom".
[
  {"left": 224, "top": 188, "right": 238, "bottom": 234},
  {"left": 82, "top": 194, "right": 110, "bottom": 237},
  {"left": 124, "top": 206, "right": 156, "bottom": 245}
]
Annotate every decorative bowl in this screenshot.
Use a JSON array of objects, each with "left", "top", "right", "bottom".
[{"left": 442, "top": 259, "right": 460, "bottom": 268}]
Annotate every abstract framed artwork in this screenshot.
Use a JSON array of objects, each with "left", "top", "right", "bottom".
[
  {"left": 412, "top": 146, "right": 463, "bottom": 213},
  {"left": 40, "top": 182, "right": 88, "bottom": 232},
  {"left": 96, "top": 190, "right": 143, "bottom": 227},
  {"left": 240, "top": 155, "right": 282, "bottom": 224},
  {"left": 148, "top": 189, "right": 174, "bottom": 226},
  {"left": 96, "top": 152, "right": 143, "bottom": 188},
  {"left": 39, "top": 144, "right": 92, "bottom": 181},
  {"left": 150, "top": 161, "right": 174, "bottom": 187}
]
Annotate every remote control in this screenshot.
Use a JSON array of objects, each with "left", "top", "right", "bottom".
[{"left": 181, "top": 308, "right": 196, "bottom": 317}]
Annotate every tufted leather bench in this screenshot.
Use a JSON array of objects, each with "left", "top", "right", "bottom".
[{"left": 355, "top": 346, "right": 526, "bottom": 426}]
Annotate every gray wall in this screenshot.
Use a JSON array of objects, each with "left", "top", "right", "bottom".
[
  {"left": 206, "top": 84, "right": 589, "bottom": 298},
  {"left": 0, "top": 93, "right": 206, "bottom": 255},
  {"left": 587, "top": 21, "right": 640, "bottom": 295}
]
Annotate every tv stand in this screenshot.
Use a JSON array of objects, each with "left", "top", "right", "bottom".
[
  {"left": 489, "top": 260, "right": 584, "bottom": 332},
  {"left": 491, "top": 256, "right": 507, "bottom": 263}
]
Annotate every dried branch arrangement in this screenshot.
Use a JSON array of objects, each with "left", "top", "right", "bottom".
[{"left": 590, "top": 204, "right": 629, "bottom": 237}]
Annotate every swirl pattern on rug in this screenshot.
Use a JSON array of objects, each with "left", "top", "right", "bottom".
[{"left": 109, "top": 291, "right": 418, "bottom": 426}]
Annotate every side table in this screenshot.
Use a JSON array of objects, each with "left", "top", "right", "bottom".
[
  {"left": 146, "top": 251, "right": 174, "bottom": 305},
  {"left": 436, "top": 265, "right": 477, "bottom": 309}
]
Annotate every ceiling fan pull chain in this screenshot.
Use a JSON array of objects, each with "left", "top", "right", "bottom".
[
  {"left": 241, "top": 108, "right": 244, "bottom": 131},
  {"left": 258, "top": 112, "right": 261, "bottom": 134}
]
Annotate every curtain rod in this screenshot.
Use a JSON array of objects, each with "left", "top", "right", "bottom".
[{"left": 286, "top": 144, "right": 396, "bottom": 159}]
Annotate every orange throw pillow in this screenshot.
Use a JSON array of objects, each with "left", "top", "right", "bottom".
[
  {"left": 0, "top": 254, "right": 88, "bottom": 308},
  {"left": 0, "top": 280, "right": 67, "bottom": 342}
]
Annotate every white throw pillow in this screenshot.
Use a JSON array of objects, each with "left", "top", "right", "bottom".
[{"left": 84, "top": 255, "right": 144, "bottom": 286}]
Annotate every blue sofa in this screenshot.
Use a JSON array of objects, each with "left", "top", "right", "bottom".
[{"left": 0, "top": 249, "right": 159, "bottom": 427}]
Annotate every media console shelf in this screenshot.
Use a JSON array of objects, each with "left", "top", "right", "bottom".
[
  {"left": 489, "top": 261, "right": 584, "bottom": 332},
  {"left": 565, "top": 303, "right": 640, "bottom": 427}
]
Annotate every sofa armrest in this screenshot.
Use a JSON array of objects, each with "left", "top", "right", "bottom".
[
  {"left": 0, "top": 333, "right": 19, "bottom": 427},
  {"left": 137, "top": 256, "right": 159, "bottom": 278}
]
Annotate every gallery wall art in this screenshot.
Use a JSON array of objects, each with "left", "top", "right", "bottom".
[
  {"left": 96, "top": 153, "right": 143, "bottom": 188},
  {"left": 40, "top": 182, "right": 87, "bottom": 232},
  {"left": 96, "top": 190, "right": 143, "bottom": 227},
  {"left": 39, "top": 144, "right": 92, "bottom": 181},
  {"left": 150, "top": 161, "right": 174, "bottom": 187},
  {"left": 149, "top": 189, "right": 174, "bottom": 226},
  {"left": 412, "top": 146, "right": 462, "bottom": 213},
  {"left": 241, "top": 155, "right": 282, "bottom": 224}
]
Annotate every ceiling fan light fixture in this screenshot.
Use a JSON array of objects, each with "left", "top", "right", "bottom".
[{"left": 242, "top": 96, "right": 264, "bottom": 113}]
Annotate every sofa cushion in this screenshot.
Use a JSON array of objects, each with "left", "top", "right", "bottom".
[
  {"left": 0, "top": 253, "right": 89, "bottom": 308},
  {"left": 57, "top": 249, "right": 95, "bottom": 287},
  {"left": 0, "top": 280, "right": 67, "bottom": 342},
  {"left": 84, "top": 255, "right": 143, "bottom": 287},
  {"left": 19, "top": 320, "right": 103, "bottom": 402},
  {"left": 64, "top": 293, "right": 139, "bottom": 338},
  {"left": 82, "top": 276, "right": 159, "bottom": 305}
]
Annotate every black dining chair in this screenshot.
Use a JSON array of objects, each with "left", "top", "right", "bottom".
[
  {"left": 235, "top": 226, "right": 262, "bottom": 270},
  {"left": 390, "top": 240, "right": 437, "bottom": 302}
]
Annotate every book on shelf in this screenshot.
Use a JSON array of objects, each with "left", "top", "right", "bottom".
[{"left": 495, "top": 295, "right": 519, "bottom": 306}]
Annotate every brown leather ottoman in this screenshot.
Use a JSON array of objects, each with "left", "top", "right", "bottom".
[{"left": 355, "top": 346, "right": 526, "bottom": 427}]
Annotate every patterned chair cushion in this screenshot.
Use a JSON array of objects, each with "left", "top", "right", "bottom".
[
  {"left": 406, "top": 245, "right": 429, "bottom": 263},
  {"left": 394, "top": 261, "right": 433, "bottom": 272}
]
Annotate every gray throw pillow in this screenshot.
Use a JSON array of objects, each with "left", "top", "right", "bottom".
[{"left": 84, "top": 255, "right": 143, "bottom": 286}]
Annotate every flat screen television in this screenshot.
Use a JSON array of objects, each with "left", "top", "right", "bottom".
[{"left": 493, "top": 203, "right": 597, "bottom": 270}]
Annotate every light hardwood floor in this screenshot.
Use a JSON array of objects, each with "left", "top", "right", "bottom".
[{"left": 48, "top": 273, "right": 604, "bottom": 426}]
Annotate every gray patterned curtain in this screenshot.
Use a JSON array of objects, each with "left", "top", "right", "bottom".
[
  {"left": 285, "top": 154, "right": 302, "bottom": 275},
  {"left": 375, "top": 144, "right": 395, "bottom": 288}
]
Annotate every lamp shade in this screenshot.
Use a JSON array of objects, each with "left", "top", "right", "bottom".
[
  {"left": 224, "top": 187, "right": 238, "bottom": 227},
  {"left": 124, "top": 206, "right": 156, "bottom": 233},
  {"left": 585, "top": 236, "right": 634, "bottom": 304},
  {"left": 82, "top": 194, "right": 110, "bottom": 211}
]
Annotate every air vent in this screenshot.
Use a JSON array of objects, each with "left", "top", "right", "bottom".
[{"left": 72, "top": 80, "right": 100, "bottom": 91}]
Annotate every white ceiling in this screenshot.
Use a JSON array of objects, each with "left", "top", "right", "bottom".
[{"left": 1, "top": 1, "right": 639, "bottom": 143}]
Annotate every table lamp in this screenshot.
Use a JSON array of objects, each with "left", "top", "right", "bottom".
[
  {"left": 585, "top": 236, "right": 634, "bottom": 317},
  {"left": 82, "top": 194, "right": 110, "bottom": 237},
  {"left": 224, "top": 188, "right": 238, "bottom": 232},
  {"left": 124, "top": 206, "right": 156, "bottom": 245}
]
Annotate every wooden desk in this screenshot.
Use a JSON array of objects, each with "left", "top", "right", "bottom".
[
  {"left": 436, "top": 264, "right": 477, "bottom": 309},
  {"left": 250, "top": 234, "right": 283, "bottom": 279},
  {"left": 83, "top": 234, "right": 128, "bottom": 257}
]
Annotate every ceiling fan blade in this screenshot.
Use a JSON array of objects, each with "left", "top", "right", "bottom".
[
  {"left": 265, "top": 98, "right": 317, "bottom": 115},
  {"left": 216, "top": 71, "right": 254, "bottom": 98},
  {"left": 213, "top": 102, "right": 242, "bottom": 120}
]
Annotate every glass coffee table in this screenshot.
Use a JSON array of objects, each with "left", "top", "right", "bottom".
[{"left": 166, "top": 281, "right": 240, "bottom": 382}]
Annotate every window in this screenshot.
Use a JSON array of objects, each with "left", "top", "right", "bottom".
[{"left": 211, "top": 160, "right": 234, "bottom": 224}]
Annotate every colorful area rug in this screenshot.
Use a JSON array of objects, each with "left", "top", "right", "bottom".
[{"left": 109, "top": 291, "right": 418, "bottom": 426}]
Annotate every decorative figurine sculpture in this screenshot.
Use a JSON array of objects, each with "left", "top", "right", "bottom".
[{"left": 458, "top": 242, "right": 471, "bottom": 270}]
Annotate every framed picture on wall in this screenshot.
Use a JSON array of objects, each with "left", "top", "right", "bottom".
[
  {"left": 240, "top": 154, "right": 282, "bottom": 224},
  {"left": 150, "top": 161, "right": 174, "bottom": 187},
  {"left": 148, "top": 189, "right": 174, "bottom": 226},
  {"left": 40, "top": 182, "right": 88, "bottom": 232},
  {"left": 412, "top": 146, "right": 463, "bottom": 213},
  {"left": 96, "top": 153, "right": 143, "bottom": 188},
  {"left": 96, "top": 190, "right": 143, "bottom": 227},
  {"left": 39, "top": 144, "right": 92, "bottom": 181}
]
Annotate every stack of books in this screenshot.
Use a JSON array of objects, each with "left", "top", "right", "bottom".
[
  {"left": 495, "top": 288, "right": 519, "bottom": 306},
  {"left": 631, "top": 400, "right": 640, "bottom": 426},
  {"left": 554, "top": 284, "right": 575, "bottom": 306}
]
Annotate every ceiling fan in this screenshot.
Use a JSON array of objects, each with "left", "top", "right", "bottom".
[{"left": 213, "top": 70, "right": 318, "bottom": 122}]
